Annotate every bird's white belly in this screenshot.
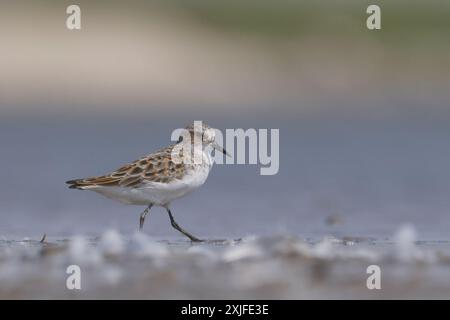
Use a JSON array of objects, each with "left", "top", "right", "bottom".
[{"left": 92, "top": 163, "right": 211, "bottom": 206}]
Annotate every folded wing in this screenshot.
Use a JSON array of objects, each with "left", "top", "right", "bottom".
[{"left": 65, "top": 145, "right": 186, "bottom": 190}]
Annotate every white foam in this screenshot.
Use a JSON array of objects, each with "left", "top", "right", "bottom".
[
  {"left": 1, "top": 232, "right": 449, "bottom": 298},
  {"left": 129, "top": 232, "right": 169, "bottom": 258},
  {"left": 99, "top": 229, "right": 125, "bottom": 256},
  {"left": 68, "top": 235, "right": 102, "bottom": 265},
  {"left": 222, "top": 242, "right": 264, "bottom": 262},
  {"left": 312, "top": 238, "right": 334, "bottom": 259},
  {"left": 393, "top": 224, "right": 418, "bottom": 262}
]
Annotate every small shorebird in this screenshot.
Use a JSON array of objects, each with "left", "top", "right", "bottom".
[{"left": 66, "top": 122, "right": 229, "bottom": 242}]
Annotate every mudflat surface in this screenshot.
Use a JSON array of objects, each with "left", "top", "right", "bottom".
[{"left": 1, "top": 231, "right": 450, "bottom": 299}]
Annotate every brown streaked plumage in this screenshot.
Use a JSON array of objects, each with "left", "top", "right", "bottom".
[
  {"left": 66, "top": 144, "right": 186, "bottom": 189},
  {"left": 66, "top": 121, "right": 230, "bottom": 242}
]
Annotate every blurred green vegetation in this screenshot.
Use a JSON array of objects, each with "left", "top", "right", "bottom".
[
  {"left": 131, "top": 0, "right": 450, "bottom": 41},
  {"left": 168, "top": 0, "right": 450, "bottom": 39},
  {"left": 18, "top": 0, "right": 450, "bottom": 44}
]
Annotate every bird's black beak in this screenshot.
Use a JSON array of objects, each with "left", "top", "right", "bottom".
[{"left": 212, "top": 142, "right": 231, "bottom": 157}]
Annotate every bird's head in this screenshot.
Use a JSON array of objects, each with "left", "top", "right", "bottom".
[{"left": 182, "top": 121, "right": 230, "bottom": 156}]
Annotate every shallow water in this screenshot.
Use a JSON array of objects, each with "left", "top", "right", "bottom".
[
  {"left": 1, "top": 118, "right": 450, "bottom": 240},
  {"left": 1, "top": 117, "right": 450, "bottom": 298},
  {"left": 1, "top": 231, "right": 450, "bottom": 299}
]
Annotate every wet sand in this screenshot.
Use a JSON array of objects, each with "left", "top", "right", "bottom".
[{"left": 1, "top": 230, "right": 450, "bottom": 299}]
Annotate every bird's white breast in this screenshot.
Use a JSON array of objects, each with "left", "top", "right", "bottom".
[{"left": 92, "top": 150, "right": 213, "bottom": 206}]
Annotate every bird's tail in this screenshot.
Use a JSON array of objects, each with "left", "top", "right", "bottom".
[{"left": 65, "top": 179, "right": 85, "bottom": 189}]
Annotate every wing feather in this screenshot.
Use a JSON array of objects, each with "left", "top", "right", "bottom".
[{"left": 66, "top": 144, "right": 186, "bottom": 189}]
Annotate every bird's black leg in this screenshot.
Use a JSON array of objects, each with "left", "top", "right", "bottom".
[
  {"left": 166, "top": 208, "right": 202, "bottom": 242},
  {"left": 139, "top": 204, "right": 153, "bottom": 231}
]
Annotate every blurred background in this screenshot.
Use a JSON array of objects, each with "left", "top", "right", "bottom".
[{"left": 1, "top": 0, "right": 450, "bottom": 240}]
